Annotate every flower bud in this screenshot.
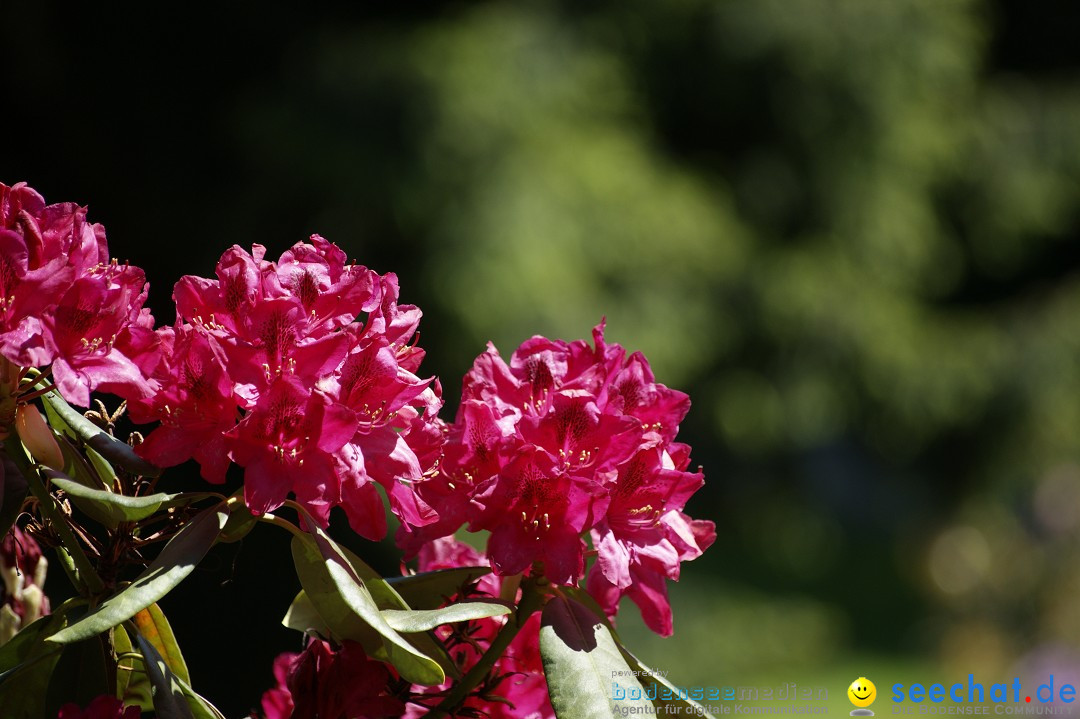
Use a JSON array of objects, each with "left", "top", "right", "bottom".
[{"left": 15, "top": 403, "right": 64, "bottom": 471}]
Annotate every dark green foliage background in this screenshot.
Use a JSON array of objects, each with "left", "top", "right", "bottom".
[{"left": 4, "top": 1, "right": 1080, "bottom": 713}]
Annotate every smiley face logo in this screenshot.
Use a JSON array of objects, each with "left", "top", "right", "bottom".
[{"left": 848, "top": 677, "right": 877, "bottom": 708}]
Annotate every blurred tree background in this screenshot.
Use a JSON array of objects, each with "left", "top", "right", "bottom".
[{"left": 5, "top": 0, "right": 1080, "bottom": 714}]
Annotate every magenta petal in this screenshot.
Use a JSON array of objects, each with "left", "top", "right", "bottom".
[
  {"left": 361, "top": 429, "right": 424, "bottom": 486},
  {"left": 586, "top": 563, "right": 622, "bottom": 620},
  {"left": 241, "top": 457, "right": 294, "bottom": 515},
  {"left": 340, "top": 479, "right": 388, "bottom": 542},
  {"left": 594, "top": 527, "right": 632, "bottom": 590},
  {"left": 386, "top": 478, "right": 438, "bottom": 527},
  {"left": 539, "top": 527, "right": 585, "bottom": 586},
  {"left": 312, "top": 397, "right": 357, "bottom": 454},
  {"left": 51, "top": 358, "right": 91, "bottom": 407},
  {"left": 627, "top": 566, "right": 674, "bottom": 637},
  {"left": 135, "top": 425, "right": 204, "bottom": 469},
  {"left": 0, "top": 316, "right": 54, "bottom": 368},
  {"left": 191, "top": 433, "right": 231, "bottom": 484},
  {"left": 488, "top": 520, "right": 536, "bottom": 577}
]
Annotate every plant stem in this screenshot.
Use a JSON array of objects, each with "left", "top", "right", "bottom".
[
  {"left": 5, "top": 437, "right": 106, "bottom": 596},
  {"left": 258, "top": 512, "right": 307, "bottom": 540},
  {"left": 428, "top": 575, "right": 548, "bottom": 718}
]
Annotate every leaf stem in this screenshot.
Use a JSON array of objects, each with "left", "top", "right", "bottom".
[
  {"left": 428, "top": 575, "right": 548, "bottom": 718},
  {"left": 5, "top": 437, "right": 106, "bottom": 596},
  {"left": 257, "top": 512, "right": 306, "bottom": 540}
]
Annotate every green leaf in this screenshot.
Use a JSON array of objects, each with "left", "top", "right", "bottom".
[
  {"left": 0, "top": 614, "right": 59, "bottom": 674},
  {"left": 132, "top": 603, "right": 190, "bottom": 684},
  {"left": 54, "top": 433, "right": 111, "bottom": 494},
  {"left": 539, "top": 596, "right": 653, "bottom": 719},
  {"left": 178, "top": 681, "right": 229, "bottom": 719},
  {"left": 382, "top": 602, "right": 510, "bottom": 632},
  {"left": 48, "top": 505, "right": 227, "bottom": 644},
  {"left": 559, "top": 587, "right": 709, "bottom": 715},
  {"left": 134, "top": 631, "right": 195, "bottom": 719},
  {"left": 290, "top": 532, "right": 445, "bottom": 686},
  {"left": 114, "top": 624, "right": 154, "bottom": 711},
  {"left": 618, "top": 647, "right": 710, "bottom": 714},
  {"left": 45, "top": 462, "right": 121, "bottom": 528},
  {"left": 387, "top": 566, "right": 491, "bottom": 609},
  {"left": 218, "top": 500, "right": 258, "bottom": 544},
  {"left": 85, "top": 446, "right": 118, "bottom": 486},
  {"left": 0, "top": 452, "right": 28, "bottom": 543},
  {"left": 284, "top": 506, "right": 461, "bottom": 679},
  {"left": 0, "top": 645, "right": 64, "bottom": 718},
  {"left": 45, "top": 634, "right": 111, "bottom": 718},
  {"left": 49, "top": 474, "right": 215, "bottom": 527},
  {"left": 127, "top": 621, "right": 225, "bottom": 719},
  {"left": 0, "top": 611, "right": 69, "bottom": 719},
  {"left": 41, "top": 389, "right": 161, "bottom": 477},
  {"left": 282, "top": 590, "right": 332, "bottom": 638}
]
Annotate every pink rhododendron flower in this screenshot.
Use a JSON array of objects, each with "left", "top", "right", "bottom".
[
  {"left": 398, "top": 323, "right": 713, "bottom": 632},
  {"left": 259, "top": 652, "right": 296, "bottom": 719},
  {"left": 126, "top": 325, "right": 236, "bottom": 483},
  {"left": 132, "top": 237, "right": 441, "bottom": 539},
  {"left": 258, "top": 639, "right": 405, "bottom": 719},
  {"left": 1, "top": 525, "right": 51, "bottom": 644},
  {"left": 403, "top": 537, "right": 554, "bottom": 719},
  {"left": 0, "top": 182, "right": 156, "bottom": 407},
  {"left": 58, "top": 696, "right": 139, "bottom": 719},
  {"left": 586, "top": 445, "right": 716, "bottom": 636}
]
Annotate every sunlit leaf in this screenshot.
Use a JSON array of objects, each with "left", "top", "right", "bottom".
[
  {"left": 114, "top": 624, "right": 154, "bottom": 711},
  {"left": 559, "top": 588, "right": 708, "bottom": 714},
  {"left": 49, "top": 474, "right": 214, "bottom": 527},
  {"left": 382, "top": 602, "right": 509, "bottom": 632},
  {"left": 281, "top": 590, "right": 331, "bottom": 638},
  {"left": 539, "top": 596, "right": 652, "bottom": 719},
  {"left": 618, "top": 646, "right": 710, "bottom": 714},
  {"left": 290, "top": 533, "right": 444, "bottom": 685},
  {"left": 133, "top": 603, "right": 190, "bottom": 684}
]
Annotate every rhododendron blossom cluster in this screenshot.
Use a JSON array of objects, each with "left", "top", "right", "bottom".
[
  {"left": 128, "top": 239, "right": 442, "bottom": 539},
  {"left": 0, "top": 183, "right": 155, "bottom": 407},
  {"left": 398, "top": 324, "right": 716, "bottom": 635},
  {"left": 0, "top": 181, "right": 715, "bottom": 719}
]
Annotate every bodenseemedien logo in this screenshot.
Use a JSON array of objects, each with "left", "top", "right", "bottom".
[{"left": 849, "top": 677, "right": 878, "bottom": 716}]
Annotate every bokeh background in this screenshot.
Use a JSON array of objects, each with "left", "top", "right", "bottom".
[{"left": 5, "top": 0, "right": 1080, "bottom": 714}]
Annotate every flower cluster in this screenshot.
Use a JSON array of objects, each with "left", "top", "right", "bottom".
[
  {"left": 398, "top": 323, "right": 715, "bottom": 635},
  {"left": 0, "top": 182, "right": 156, "bottom": 408},
  {"left": 403, "top": 537, "right": 553, "bottom": 719},
  {"left": 128, "top": 239, "right": 442, "bottom": 538},
  {"left": 0, "top": 525, "right": 50, "bottom": 644},
  {"left": 259, "top": 639, "right": 405, "bottom": 719},
  {"left": 0, "top": 179, "right": 718, "bottom": 717}
]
